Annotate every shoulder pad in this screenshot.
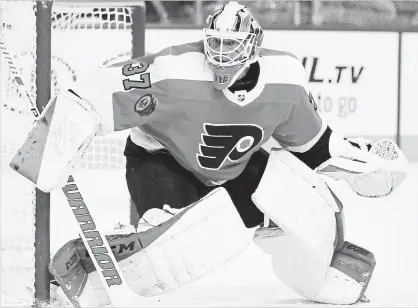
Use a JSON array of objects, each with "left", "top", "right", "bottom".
[{"left": 260, "top": 50, "right": 307, "bottom": 91}]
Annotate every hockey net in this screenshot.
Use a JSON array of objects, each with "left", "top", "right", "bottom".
[{"left": 0, "top": 1, "right": 143, "bottom": 306}]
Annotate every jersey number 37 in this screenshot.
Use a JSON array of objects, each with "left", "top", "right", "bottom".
[{"left": 122, "top": 62, "right": 151, "bottom": 90}]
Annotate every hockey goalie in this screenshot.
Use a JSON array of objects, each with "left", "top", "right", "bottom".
[{"left": 11, "top": 1, "right": 409, "bottom": 307}]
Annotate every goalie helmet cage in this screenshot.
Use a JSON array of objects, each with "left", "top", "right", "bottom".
[{"left": 0, "top": 1, "right": 145, "bottom": 306}]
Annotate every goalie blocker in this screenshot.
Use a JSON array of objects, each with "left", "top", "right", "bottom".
[{"left": 10, "top": 90, "right": 100, "bottom": 192}]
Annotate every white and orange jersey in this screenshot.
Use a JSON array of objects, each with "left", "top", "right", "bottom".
[{"left": 73, "top": 40, "right": 324, "bottom": 185}]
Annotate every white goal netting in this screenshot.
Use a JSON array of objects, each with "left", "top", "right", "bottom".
[{"left": 0, "top": 1, "right": 142, "bottom": 306}]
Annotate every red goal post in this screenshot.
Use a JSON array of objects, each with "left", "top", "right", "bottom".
[{"left": 0, "top": 1, "right": 145, "bottom": 306}]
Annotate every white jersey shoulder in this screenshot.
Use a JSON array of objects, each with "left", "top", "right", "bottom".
[
  {"left": 135, "top": 41, "right": 212, "bottom": 84},
  {"left": 259, "top": 49, "right": 308, "bottom": 93}
]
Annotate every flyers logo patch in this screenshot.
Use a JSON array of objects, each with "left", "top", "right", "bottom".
[{"left": 197, "top": 123, "right": 264, "bottom": 170}]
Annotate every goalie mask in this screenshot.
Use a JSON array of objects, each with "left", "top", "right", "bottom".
[{"left": 203, "top": 1, "right": 264, "bottom": 90}]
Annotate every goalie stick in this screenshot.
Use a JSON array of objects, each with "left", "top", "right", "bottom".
[{"left": 0, "top": 34, "right": 153, "bottom": 307}]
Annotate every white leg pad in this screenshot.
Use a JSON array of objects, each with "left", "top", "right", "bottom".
[
  {"left": 127, "top": 188, "right": 252, "bottom": 297},
  {"left": 252, "top": 149, "right": 338, "bottom": 298},
  {"left": 51, "top": 188, "right": 252, "bottom": 306}
]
